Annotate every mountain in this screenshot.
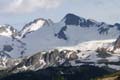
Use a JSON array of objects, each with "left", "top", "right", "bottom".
[
  {"left": 0, "top": 24, "right": 18, "bottom": 37},
  {"left": 19, "top": 13, "right": 120, "bottom": 56},
  {"left": 0, "top": 13, "right": 120, "bottom": 72},
  {"left": 0, "top": 25, "right": 24, "bottom": 70},
  {"left": 20, "top": 18, "right": 51, "bottom": 38}
]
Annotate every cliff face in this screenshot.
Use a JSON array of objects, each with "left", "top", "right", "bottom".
[{"left": 114, "top": 36, "right": 120, "bottom": 50}]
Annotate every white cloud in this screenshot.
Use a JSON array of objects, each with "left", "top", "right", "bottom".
[{"left": 3, "top": 0, "right": 62, "bottom": 13}]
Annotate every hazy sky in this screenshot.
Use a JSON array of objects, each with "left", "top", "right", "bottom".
[{"left": 0, "top": 0, "right": 120, "bottom": 29}]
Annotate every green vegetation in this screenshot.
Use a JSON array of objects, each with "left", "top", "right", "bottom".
[{"left": 95, "top": 71, "right": 120, "bottom": 80}]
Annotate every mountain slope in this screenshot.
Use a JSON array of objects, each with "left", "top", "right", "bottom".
[
  {"left": 0, "top": 25, "right": 25, "bottom": 69},
  {"left": 0, "top": 24, "right": 18, "bottom": 37},
  {"left": 0, "top": 13, "right": 120, "bottom": 71},
  {"left": 19, "top": 13, "right": 120, "bottom": 56}
]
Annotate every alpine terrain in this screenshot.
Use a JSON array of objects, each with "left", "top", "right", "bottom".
[{"left": 0, "top": 13, "right": 120, "bottom": 80}]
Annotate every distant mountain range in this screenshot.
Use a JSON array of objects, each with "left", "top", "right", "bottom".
[{"left": 0, "top": 13, "right": 120, "bottom": 73}]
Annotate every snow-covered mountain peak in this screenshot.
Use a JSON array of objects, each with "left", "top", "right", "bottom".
[
  {"left": 0, "top": 24, "right": 17, "bottom": 37},
  {"left": 62, "top": 13, "right": 107, "bottom": 28},
  {"left": 62, "top": 13, "right": 85, "bottom": 26},
  {"left": 114, "top": 23, "right": 120, "bottom": 30},
  {"left": 24, "top": 18, "right": 46, "bottom": 31},
  {"left": 20, "top": 18, "right": 49, "bottom": 38}
]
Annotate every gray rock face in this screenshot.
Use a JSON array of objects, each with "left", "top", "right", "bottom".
[
  {"left": 0, "top": 58, "right": 21, "bottom": 70},
  {"left": 3, "top": 45, "right": 13, "bottom": 52},
  {"left": 7, "top": 49, "right": 78, "bottom": 73},
  {"left": 114, "top": 36, "right": 120, "bottom": 50}
]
